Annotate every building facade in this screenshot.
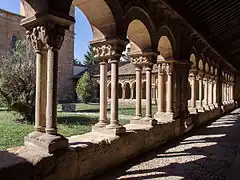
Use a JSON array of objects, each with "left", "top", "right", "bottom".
[{"left": 0, "top": 8, "right": 75, "bottom": 102}]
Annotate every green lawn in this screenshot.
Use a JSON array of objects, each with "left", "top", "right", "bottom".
[{"left": 0, "top": 103, "right": 157, "bottom": 150}]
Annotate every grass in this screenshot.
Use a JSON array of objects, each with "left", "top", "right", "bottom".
[{"left": 0, "top": 103, "right": 157, "bottom": 150}]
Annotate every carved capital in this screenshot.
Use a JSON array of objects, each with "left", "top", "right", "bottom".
[
  {"left": 26, "top": 22, "right": 65, "bottom": 52},
  {"left": 166, "top": 63, "right": 173, "bottom": 75},
  {"left": 158, "top": 63, "right": 167, "bottom": 74},
  {"left": 131, "top": 52, "right": 157, "bottom": 67},
  {"left": 92, "top": 39, "right": 128, "bottom": 63}
]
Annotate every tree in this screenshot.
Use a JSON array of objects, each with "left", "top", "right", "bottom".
[
  {"left": 0, "top": 40, "right": 35, "bottom": 122},
  {"left": 76, "top": 72, "right": 92, "bottom": 103},
  {"left": 83, "top": 45, "right": 98, "bottom": 67},
  {"left": 74, "top": 58, "right": 81, "bottom": 65}
]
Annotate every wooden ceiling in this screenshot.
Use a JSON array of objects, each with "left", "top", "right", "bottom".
[{"left": 163, "top": 0, "right": 240, "bottom": 70}]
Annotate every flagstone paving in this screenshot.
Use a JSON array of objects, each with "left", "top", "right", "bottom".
[{"left": 97, "top": 109, "right": 240, "bottom": 180}]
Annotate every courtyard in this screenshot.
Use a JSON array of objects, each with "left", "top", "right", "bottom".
[{"left": 0, "top": 103, "right": 157, "bottom": 150}]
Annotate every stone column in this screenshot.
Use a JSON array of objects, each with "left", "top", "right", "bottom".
[
  {"left": 144, "top": 64, "right": 153, "bottom": 119},
  {"left": 131, "top": 53, "right": 157, "bottom": 125},
  {"left": 133, "top": 66, "right": 142, "bottom": 120},
  {"left": 157, "top": 63, "right": 165, "bottom": 114},
  {"left": 204, "top": 75, "right": 210, "bottom": 110},
  {"left": 166, "top": 63, "right": 173, "bottom": 113},
  {"left": 95, "top": 60, "right": 108, "bottom": 127},
  {"left": 122, "top": 84, "right": 126, "bottom": 99},
  {"left": 197, "top": 72, "right": 204, "bottom": 112},
  {"left": 209, "top": 76, "right": 215, "bottom": 109},
  {"left": 27, "top": 29, "right": 47, "bottom": 132},
  {"left": 189, "top": 70, "right": 198, "bottom": 113},
  {"left": 213, "top": 78, "right": 218, "bottom": 107},
  {"left": 130, "top": 86, "right": 134, "bottom": 100}
]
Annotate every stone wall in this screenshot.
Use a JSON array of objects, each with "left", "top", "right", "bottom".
[
  {"left": 1, "top": 104, "right": 236, "bottom": 180},
  {"left": 0, "top": 7, "right": 75, "bottom": 103}
]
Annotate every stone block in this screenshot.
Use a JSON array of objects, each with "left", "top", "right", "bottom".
[{"left": 24, "top": 132, "right": 68, "bottom": 154}]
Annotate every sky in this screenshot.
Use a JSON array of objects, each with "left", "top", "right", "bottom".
[{"left": 0, "top": 0, "right": 93, "bottom": 62}]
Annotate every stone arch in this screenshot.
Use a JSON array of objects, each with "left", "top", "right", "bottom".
[
  {"left": 73, "top": 0, "right": 124, "bottom": 41},
  {"left": 157, "top": 25, "right": 176, "bottom": 60},
  {"left": 210, "top": 66, "right": 214, "bottom": 75},
  {"left": 198, "top": 59, "right": 204, "bottom": 71},
  {"left": 125, "top": 7, "right": 157, "bottom": 53},
  {"left": 205, "top": 63, "right": 209, "bottom": 73},
  {"left": 215, "top": 68, "right": 218, "bottom": 76},
  {"left": 190, "top": 53, "right": 197, "bottom": 69}
]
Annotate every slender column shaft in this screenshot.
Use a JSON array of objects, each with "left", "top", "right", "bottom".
[
  {"left": 46, "top": 48, "right": 58, "bottom": 135},
  {"left": 158, "top": 72, "right": 164, "bottom": 112},
  {"left": 204, "top": 77, "right": 209, "bottom": 107},
  {"left": 122, "top": 86, "right": 126, "bottom": 99},
  {"left": 130, "top": 87, "right": 134, "bottom": 99},
  {"left": 35, "top": 52, "right": 44, "bottom": 132},
  {"left": 209, "top": 79, "right": 213, "bottom": 105},
  {"left": 213, "top": 81, "right": 217, "bottom": 104},
  {"left": 145, "top": 66, "right": 152, "bottom": 117},
  {"left": 135, "top": 66, "right": 142, "bottom": 118},
  {"left": 166, "top": 67, "right": 173, "bottom": 113},
  {"left": 190, "top": 74, "right": 197, "bottom": 108},
  {"left": 199, "top": 78, "right": 203, "bottom": 107},
  {"left": 98, "top": 62, "right": 108, "bottom": 126},
  {"left": 109, "top": 60, "right": 120, "bottom": 127}
]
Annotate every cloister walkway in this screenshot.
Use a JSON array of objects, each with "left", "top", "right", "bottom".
[{"left": 97, "top": 109, "right": 240, "bottom": 180}]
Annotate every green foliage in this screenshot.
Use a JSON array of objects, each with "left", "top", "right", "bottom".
[
  {"left": 83, "top": 45, "right": 98, "bottom": 67},
  {"left": 74, "top": 58, "right": 81, "bottom": 65},
  {"left": 76, "top": 72, "right": 92, "bottom": 103},
  {"left": 0, "top": 40, "right": 35, "bottom": 123}
]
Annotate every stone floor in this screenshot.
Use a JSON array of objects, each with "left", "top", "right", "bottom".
[{"left": 96, "top": 108, "right": 240, "bottom": 180}]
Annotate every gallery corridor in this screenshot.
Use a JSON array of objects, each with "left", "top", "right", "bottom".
[{"left": 98, "top": 109, "right": 240, "bottom": 180}]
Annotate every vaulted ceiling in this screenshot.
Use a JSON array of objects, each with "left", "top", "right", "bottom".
[{"left": 163, "top": 0, "right": 240, "bottom": 70}]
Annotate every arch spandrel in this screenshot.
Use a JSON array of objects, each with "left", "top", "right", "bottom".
[
  {"left": 157, "top": 26, "right": 176, "bottom": 60},
  {"left": 158, "top": 36, "right": 173, "bottom": 60},
  {"left": 190, "top": 53, "right": 197, "bottom": 69},
  {"left": 198, "top": 59, "right": 204, "bottom": 71},
  {"left": 127, "top": 19, "right": 152, "bottom": 53},
  {"left": 73, "top": 0, "right": 117, "bottom": 41},
  {"left": 125, "top": 7, "right": 157, "bottom": 52},
  {"left": 205, "top": 63, "right": 209, "bottom": 73}
]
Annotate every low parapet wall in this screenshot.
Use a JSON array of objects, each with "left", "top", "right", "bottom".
[{"left": 0, "top": 104, "right": 236, "bottom": 180}]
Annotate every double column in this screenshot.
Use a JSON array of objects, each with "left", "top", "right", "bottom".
[
  {"left": 24, "top": 21, "right": 71, "bottom": 153},
  {"left": 197, "top": 72, "right": 205, "bottom": 112},
  {"left": 189, "top": 69, "right": 198, "bottom": 114},
  {"left": 154, "top": 61, "right": 176, "bottom": 122},
  {"left": 203, "top": 75, "right": 210, "bottom": 110},
  {"left": 92, "top": 39, "right": 128, "bottom": 135},
  {"left": 131, "top": 53, "right": 157, "bottom": 125}
]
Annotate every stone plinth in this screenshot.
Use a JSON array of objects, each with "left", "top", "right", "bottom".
[
  {"left": 130, "top": 117, "right": 157, "bottom": 126},
  {"left": 24, "top": 132, "right": 68, "bottom": 154},
  {"left": 154, "top": 112, "right": 175, "bottom": 123},
  {"left": 92, "top": 125, "right": 126, "bottom": 136}
]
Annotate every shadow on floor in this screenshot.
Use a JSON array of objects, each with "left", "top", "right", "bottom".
[{"left": 95, "top": 109, "right": 240, "bottom": 180}]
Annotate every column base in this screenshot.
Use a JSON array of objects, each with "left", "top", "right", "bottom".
[
  {"left": 197, "top": 106, "right": 205, "bottom": 112},
  {"left": 92, "top": 125, "right": 126, "bottom": 136},
  {"left": 132, "top": 116, "right": 142, "bottom": 121},
  {"left": 204, "top": 105, "right": 210, "bottom": 111},
  {"left": 188, "top": 107, "right": 198, "bottom": 114},
  {"left": 154, "top": 112, "right": 174, "bottom": 123},
  {"left": 24, "top": 131, "right": 68, "bottom": 154},
  {"left": 94, "top": 120, "right": 108, "bottom": 128},
  {"left": 131, "top": 117, "right": 157, "bottom": 126},
  {"left": 209, "top": 104, "right": 215, "bottom": 110}
]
